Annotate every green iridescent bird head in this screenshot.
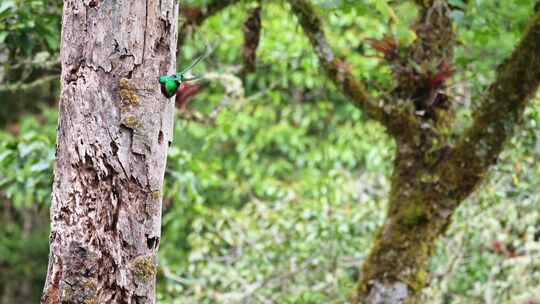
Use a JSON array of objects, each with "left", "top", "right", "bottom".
[
  {"left": 159, "top": 75, "right": 180, "bottom": 98},
  {"left": 159, "top": 52, "right": 205, "bottom": 98}
]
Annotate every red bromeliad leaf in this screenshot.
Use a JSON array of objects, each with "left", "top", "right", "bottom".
[
  {"left": 335, "top": 59, "right": 353, "bottom": 73},
  {"left": 490, "top": 239, "right": 506, "bottom": 254},
  {"left": 175, "top": 83, "right": 204, "bottom": 111},
  {"left": 182, "top": 6, "right": 203, "bottom": 25},
  {"left": 427, "top": 61, "right": 454, "bottom": 89},
  {"left": 366, "top": 36, "right": 398, "bottom": 60}
]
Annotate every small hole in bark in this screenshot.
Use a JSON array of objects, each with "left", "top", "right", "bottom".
[
  {"left": 158, "top": 131, "right": 164, "bottom": 145},
  {"left": 110, "top": 141, "right": 119, "bottom": 155},
  {"left": 113, "top": 39, "right": 120, "bottom": 53},
  {"left": 146, "top": 236, "right": 159, "bottom": 249},
  {"left": 84, "top": 154, "right": 93, "bottom": 165}
]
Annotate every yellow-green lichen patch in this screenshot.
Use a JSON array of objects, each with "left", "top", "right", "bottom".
[
  {"left": 132, "top": 256, "right": 155, "bottom": 281},
  {"left": 389, "top": 189, "right": 430, "bottom": 227},
  {"left": 119, "top": 78, "right": 140, "bottom": 105},
  {"left": 61, "top": 285, "right": 74, "bottom": 302},
  {"left": 81, "top": 279, "right": 97, "bottom": 292},
  {"left": 60, "top": 277, "right": 97, "bottom": 304},
  {"left": 357, "top": 184, "right": 447, "bottom": 302},
  {"left": 119, "top": 78, "right": 129, "bottom": 88},
  {"left": 121, "top": 115, "right": 139, "bottom": 129},
  {"left": 399, "top": 203, "right": 427, "bottom": 226},
  {"left": 151, "top": 190, "right": 161, "bottom": 201}
]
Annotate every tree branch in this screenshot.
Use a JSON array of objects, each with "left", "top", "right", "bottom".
[
  {"left": 178, "top": 0, "right": 242, "bottom": 50},
  {"left": 287, "top": 0, "right": 396, "bottom": 128},
  {"left": 441, "top": 11, "right": 540, "bottom": 199},
  {"left": 241, "top": 5, "right": 262, "bottom": 76}
]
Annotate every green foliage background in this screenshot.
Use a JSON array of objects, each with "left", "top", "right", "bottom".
[{"left": 1, "top": 1, "right": 539, "bottom": 303}]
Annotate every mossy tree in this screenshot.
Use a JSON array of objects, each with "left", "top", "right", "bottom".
[
  {"left": 293, "top": 0, "right": 540, "bottom": 302},
  {"left": 183, "top": 0, "right": 540, "bottom": 303}
]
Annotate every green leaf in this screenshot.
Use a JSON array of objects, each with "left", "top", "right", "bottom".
[
  {"left": 0, "top": 32, "right": 8, "bottom": 44},
  {"left": 372, "top": 0, "right": 397, "bottom": 22},
  {"left": 0, "top": 1, "right": 15, "bottom": 15},
  {"left": 394, "top": 20, "right": 417, "bottom": 46}
]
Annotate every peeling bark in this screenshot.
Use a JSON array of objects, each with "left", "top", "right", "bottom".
[{"left": 41, "top": 1, "right": 178, "bottom": 303}]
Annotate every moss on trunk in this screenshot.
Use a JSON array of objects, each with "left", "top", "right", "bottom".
[{"left": 355, "top": 142, "right": 455, "bottom": 303}]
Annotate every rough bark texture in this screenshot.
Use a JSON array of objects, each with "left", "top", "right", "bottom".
[{"left": 41, "top": 1, "right": 178, "bottom": 303}]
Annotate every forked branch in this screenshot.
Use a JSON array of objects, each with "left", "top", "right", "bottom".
[
  {"left": 178, "top": 0, "right": 241, "bottom": 49},
  {"left": 287, "top": 0, "right": 400, "bottom": 129}
]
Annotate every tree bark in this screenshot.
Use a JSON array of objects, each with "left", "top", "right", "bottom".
[
  {"left": 355, "top": 145, "right": 454, "bottom": 304},
  {"left": 41, "top": 1, "right": 178, "bottom": 303}
]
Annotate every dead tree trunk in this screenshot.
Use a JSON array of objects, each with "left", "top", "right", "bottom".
[{"left": 41, "top": 1, "right": 178, "bottom": 303}]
